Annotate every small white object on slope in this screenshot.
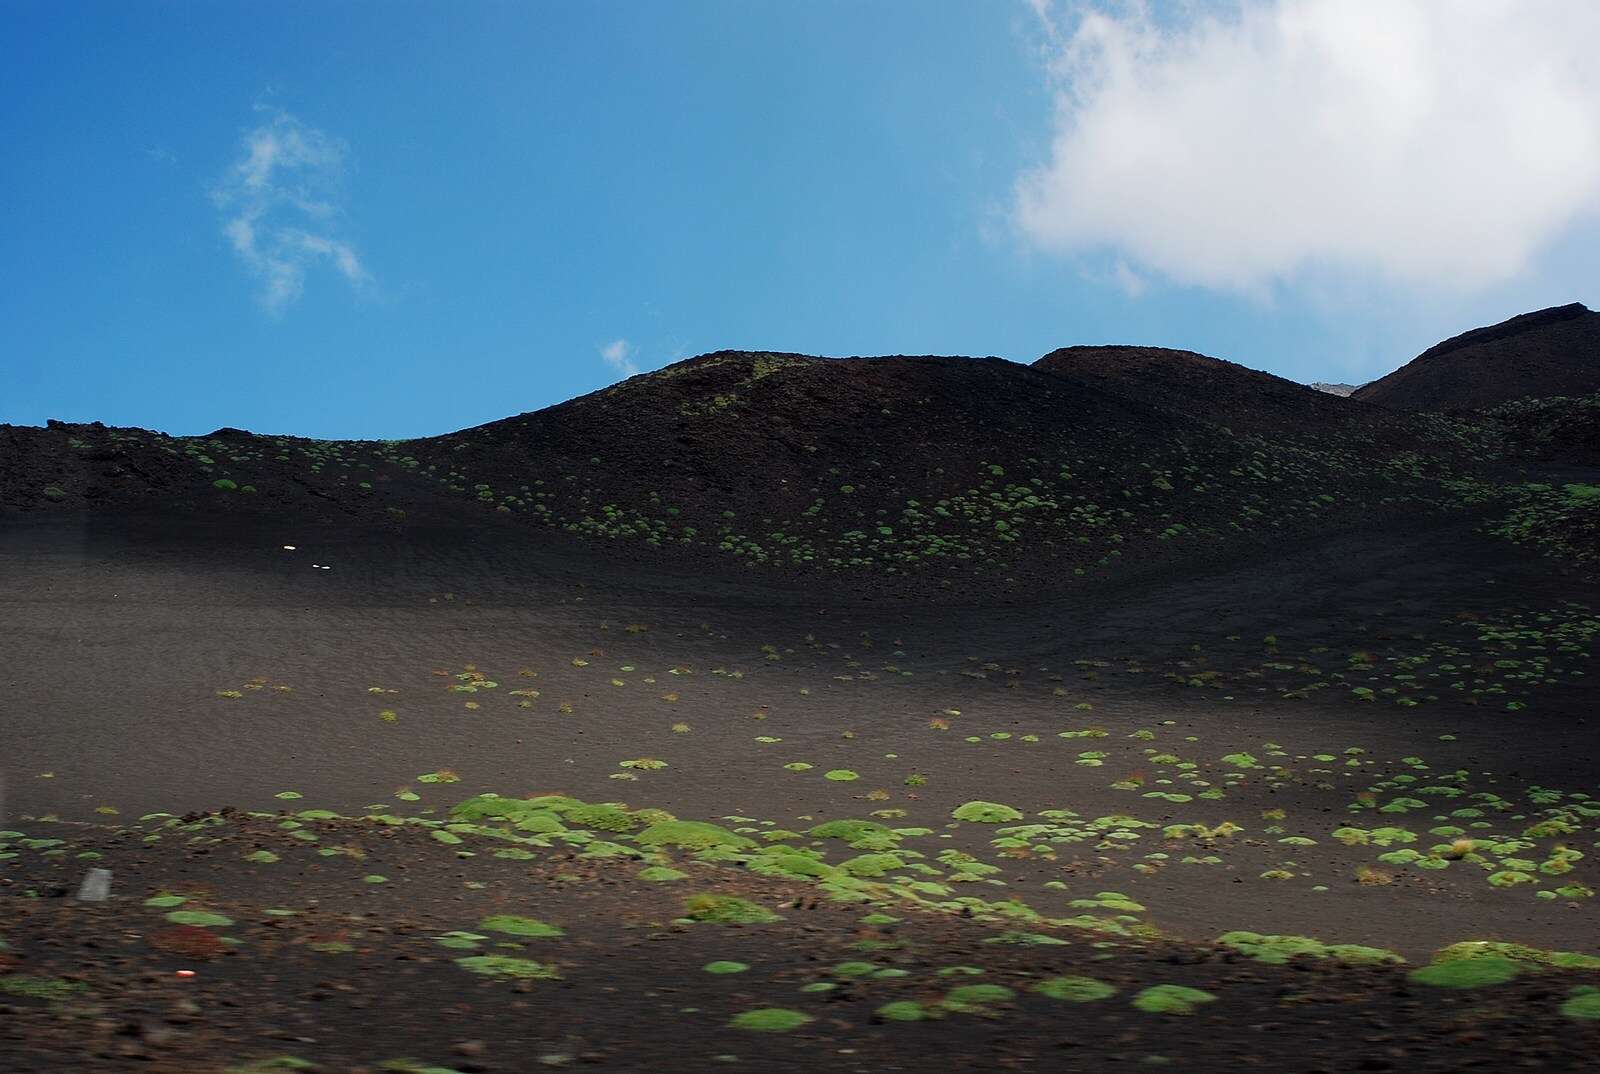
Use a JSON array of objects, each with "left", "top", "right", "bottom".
[{"left": 76, "top": 868, "right": 112, "bottom": 902}]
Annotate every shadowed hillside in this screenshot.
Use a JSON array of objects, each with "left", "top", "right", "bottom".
[
  {"left": 1032, "top": 344, "right": 1372, "bottom": 433},
  {"left": 1355, "top": 303, "right": 1600, "bottom": 412},
  {"left": 2, "top": 349, "right": 1446, "bottom": 596},
  {"left": 1484, "top": 392, "right": 1600, "bottom": 465},
  {"left": 4, "top": 312, "right": 1596, "bottom": 596}
]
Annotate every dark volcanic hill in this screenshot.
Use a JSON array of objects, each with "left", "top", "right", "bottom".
[
  {"left": 431, "top": 349, "right": 1179, "bottom": 512},
  {"left": 1, "top": 349, "right": 1433, "bottom": 593},
  {"left": 1033, "top": 345, "right": 1368, "bottom": 433},
  {"left": 1354, "top": 303, "right": 1600, "bottom": 412},
  {"left": 416, "top": 350, "right": 1413, "bottom": 580}
]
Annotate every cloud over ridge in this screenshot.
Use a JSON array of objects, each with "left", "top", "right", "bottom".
[
  {"left": 1015, "top": 0, "right": 1600, "bottom": 295},
  {"left": 213, "top": 108, "right": 369, "bottom": 313},
  {"left": 599, "top": 338, "right": 640, "bottom": 377}
]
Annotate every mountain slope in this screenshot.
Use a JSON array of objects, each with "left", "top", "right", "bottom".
[
  {"left": 414, "top": 349, "right": 1424, "bottom": 581},
  {"left": 1354, "top": 303, "right": 1600, "bottom": 411},
  {"left": 1032, "top": 345, "right": 1368, "bottom": 433},
  {"left": 1, "top": 349, "right": 1431, "bottom": 593}
]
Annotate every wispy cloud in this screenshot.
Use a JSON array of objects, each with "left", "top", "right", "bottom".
[
  {"left": 213, "top": 107, "right": 370, "bottom": 314},
  {"left": 1110, "top": 259, "right": 1146, "bottom": 298},
  {"left": 599, "top": 338, "right": 640, "bottom": 377},
  {"left": 1016, "top": 1, "right": 1600, "bottom": 296}
]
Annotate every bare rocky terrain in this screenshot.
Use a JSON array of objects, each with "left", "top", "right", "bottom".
[
  {"left": 1355, "top": 303, "right": 1599, "bottom": 412},
  {"left": 3, "top": 308, "right": 1599, "bottom": 1071}
]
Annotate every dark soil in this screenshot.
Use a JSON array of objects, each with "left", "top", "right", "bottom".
[
  {"left": 4, "top": 500, "right": 1599, "bottom": 1071},
  {"left": 1033, "top": 344, "right": 1378, "bottom": 433},
  {"left": 4, "top": 813, "right": 1598, "bottom": 1074},
  {"left": 1355, "top": 303, "right": 1600, "bottom": 412}
]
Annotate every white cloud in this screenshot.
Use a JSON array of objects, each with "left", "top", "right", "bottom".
[
  {"left": 1015, "top": 1, "right": 1600, "bottom": 295},
  {"left": 213, "top": 108, "right": 370, "bottom": 314},
  {"left": 1111, "top": 259, "right": 1147, "bottom": 297},
  {"left": 599, "top": 338, "right": 640, "bottom": 377}
]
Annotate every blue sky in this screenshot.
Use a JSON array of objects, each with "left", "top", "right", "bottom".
[{"left": 4, "top": 1, "right": 1598, "bottom": 439}]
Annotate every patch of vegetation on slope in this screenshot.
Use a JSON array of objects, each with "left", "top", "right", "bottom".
[
  {"left": 1481, "top": 392, "right": 1600, "bottom": 465},
  {"left": 1446, "top": 476, "right": 1600, "bottom": 563}
]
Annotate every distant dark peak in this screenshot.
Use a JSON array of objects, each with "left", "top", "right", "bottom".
[
  {"left": 674, "top": 350, "right": 1009, "bottom": 365},
  {"left": 683, "top": 348, "right": 817, "bottom": 363},
  {"left": 207, "top": 426, "right": 252, "bottom": 439},
  {"left": 632, "top": 349, "right": 816, "bottom": 380},
  {"left": 832, "top": 353, "right": 1013, "bottom": 364},
  {"left": 1024, "top": 342, "right": 1371, "bottom": 435},
  {"left": 1416, "top": 303, "right": 1592, "bottom": 364},
  {"left": 1035, "top": 344, "right": 1217, "bottom": 365},
  {"left": 1354, "top": 302, "right": 1599, "bottom": 411},
  {"left": 1031, "top": 344, "right": 1302, "bottom": 391}
]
